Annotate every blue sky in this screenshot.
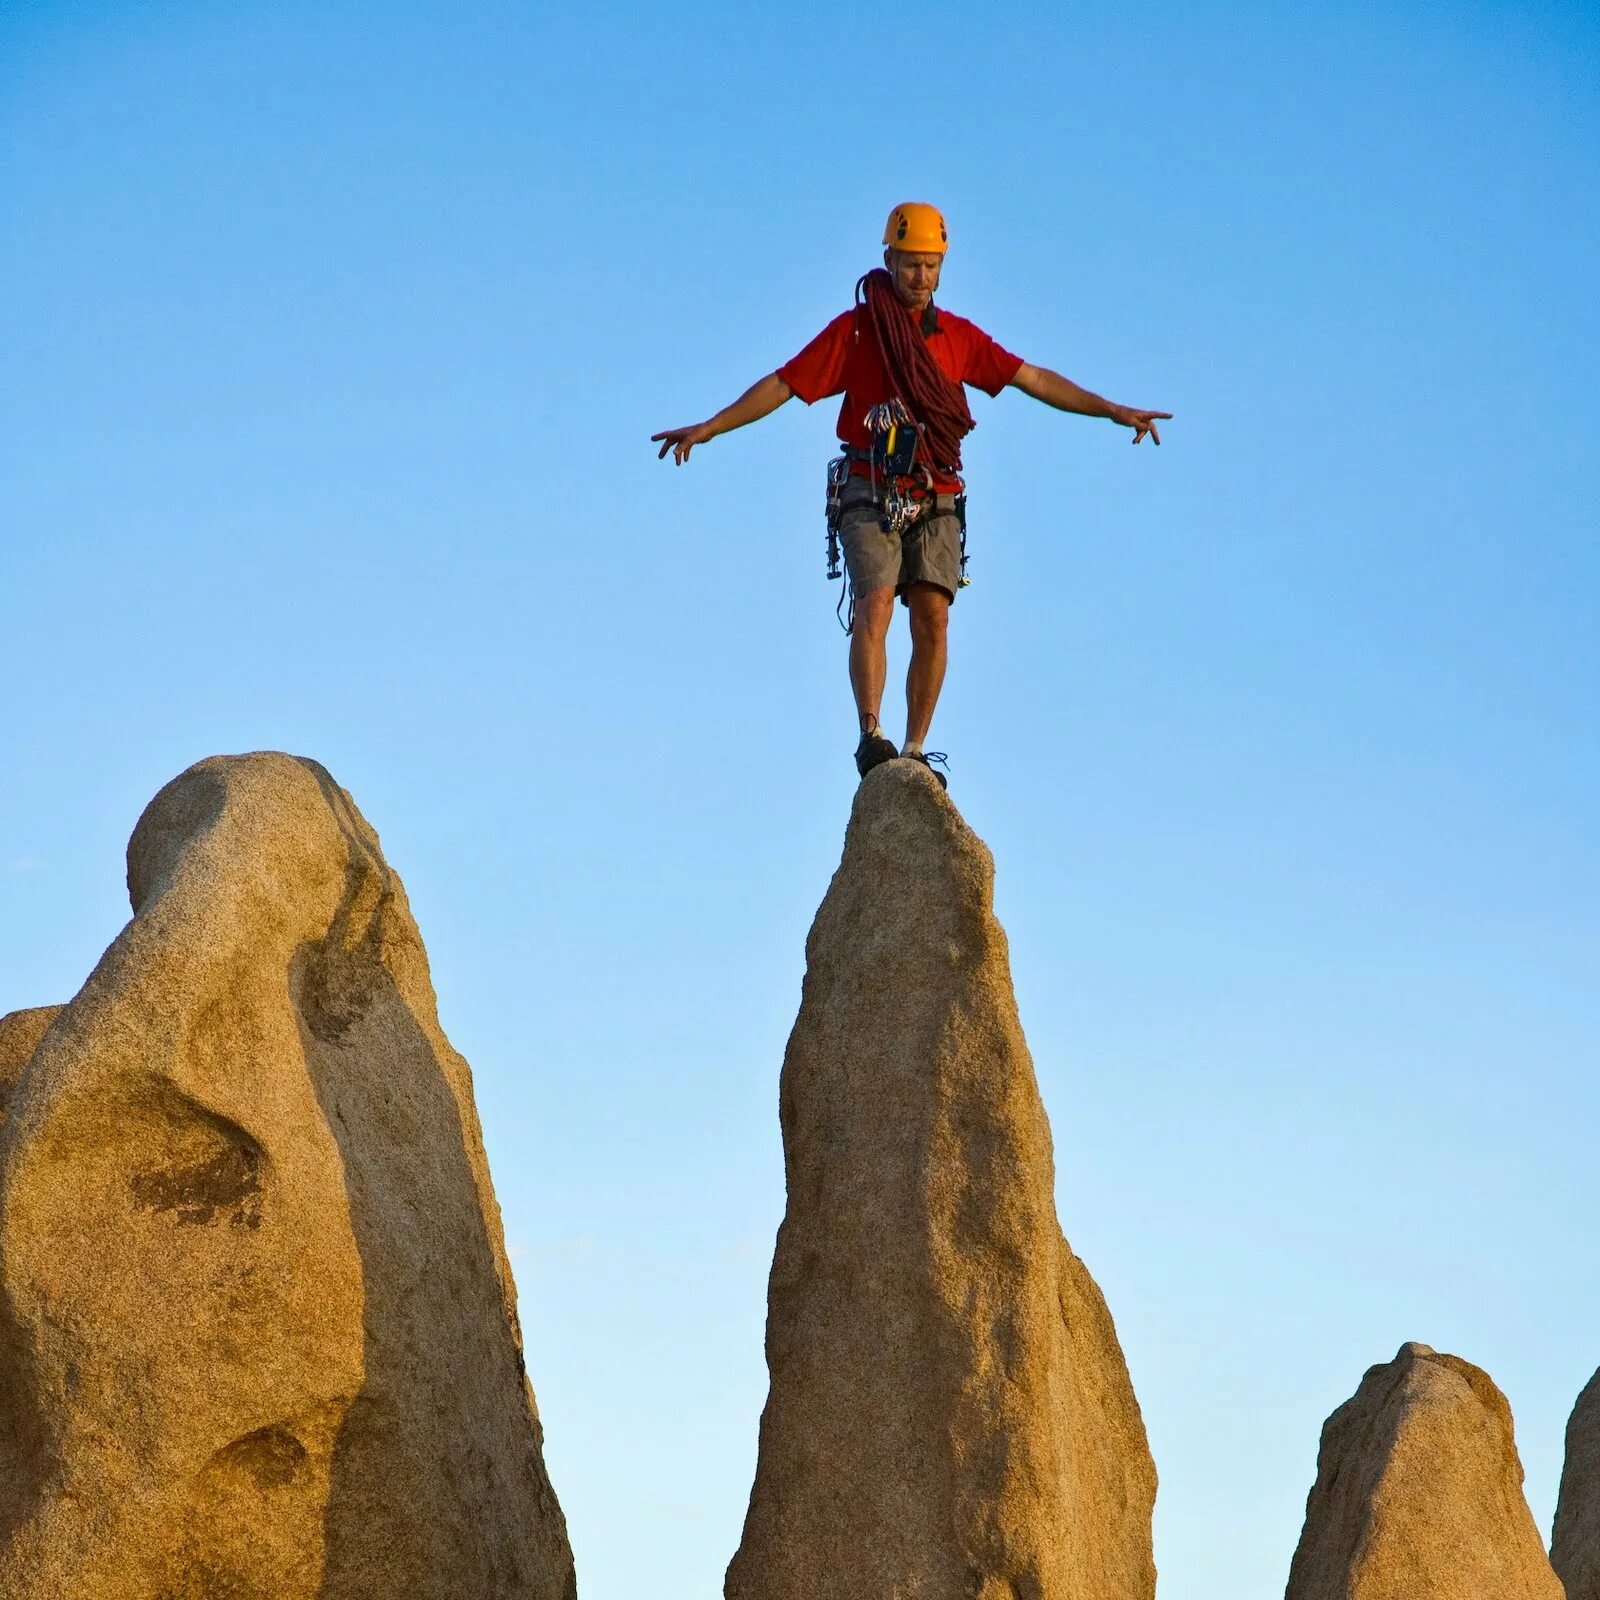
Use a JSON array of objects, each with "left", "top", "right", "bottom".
[{"left": 2, "top": 2, "right": 1597, "bottom": 1595}]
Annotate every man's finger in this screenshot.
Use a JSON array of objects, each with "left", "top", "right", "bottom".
[
  {"left": 658, "top": 437, "right": 676, "bottom": 459},
  {"left": 1150, "top": 423, "right": 1162, "bottom": 445}
]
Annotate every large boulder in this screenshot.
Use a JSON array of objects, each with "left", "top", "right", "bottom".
[
  {"left": 1285, "top": 1341, "right": 1561, "bottom": 1600},
  {"left": 0, "top": 753, "right": 574, "bottom": 1599},
  {"left": 1554, "top": 1367, "right": 1600, "bottom": 1598},
  {"left": 725, "top": 761, "right": 1156, "bottom": 1600}
]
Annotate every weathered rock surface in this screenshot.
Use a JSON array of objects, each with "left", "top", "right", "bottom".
[
  {"left": 1285, "top": 1341, "right": 1561, "bottom": 1600},
  {"left": 0, "top": 753, "right": 574, "bottom": 1599},
  {"left": 725, "top": 760, "right": 1156, "bottom": 1600},
  {"left": 0, "top": 1009, "right": 60, "bottom": 1126},
  {"left": 1554, "top": 1367, "right": 1600, "bottom": 1598}
]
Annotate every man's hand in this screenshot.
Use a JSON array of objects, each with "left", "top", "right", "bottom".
[
  {"left": 652, "top": 373, "right": 794, "bottom": 465},
  {"left": 652, "top": 422, "right": 716, "bottom": 464},
  {"left": 1111, "top": 405, "right": 1172, "bottom": 446}
]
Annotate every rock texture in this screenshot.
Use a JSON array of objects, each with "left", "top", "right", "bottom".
[
  {"left": 1554, "top": 1367, "right": 1600, "bottom": 1598},
  {"left": 1285, "top": 1341, "right": 1561, "bottom": 1600},
  {"left": 725, "top": 760, "right": 1156, "bottom": 1600},
  {"left": 0, "top": 1009, "right": 60, "bottom": 1126},
  {"left": 0, "top": 753, "right": 574, "bottom": 1599}
]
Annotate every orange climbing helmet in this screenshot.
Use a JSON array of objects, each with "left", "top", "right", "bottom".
[{"left": 883, "top": 202, "right": 948, "bottom": 255}]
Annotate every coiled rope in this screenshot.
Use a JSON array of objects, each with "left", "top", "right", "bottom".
[{"left": 854, "top": 268, "right": 975, "bottom": 474}]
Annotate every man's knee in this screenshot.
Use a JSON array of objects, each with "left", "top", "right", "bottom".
[
  {"left": 906, "top": 583, "right": 951, "bottom": 643},
  {"left": 853, "top": 585, "right": 896, "bottom": 637}
]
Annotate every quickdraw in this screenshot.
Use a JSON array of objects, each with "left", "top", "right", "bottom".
[
  {"left": 862, "top": 400, "right": 934, "bottom": 537},
  {"left": 825, "top": 454, "right": 849, "bottom": 582}
]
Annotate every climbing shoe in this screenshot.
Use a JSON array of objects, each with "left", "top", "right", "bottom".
[
  {"left": 854, "top": 730, "right": 899, "bottom": 778},
  {"left": 903, "top": 750, "right": 949, "bottom": 790}
]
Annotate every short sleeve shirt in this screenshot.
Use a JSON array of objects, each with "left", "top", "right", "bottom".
[{"left": 778, "top": 303, "right": 1023, "bottom": 489}]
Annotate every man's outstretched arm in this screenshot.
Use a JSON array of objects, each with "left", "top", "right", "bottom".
[
  {"left": 652, "top": 373, "right": 794, "bottom": 465},
  {"left": 1009, "top": 362, "right": 1172, "bottom": 445}
]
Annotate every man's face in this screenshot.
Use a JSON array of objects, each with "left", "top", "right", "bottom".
[{"left": 885, "top": 248, "right": 944, "bottom": 312}]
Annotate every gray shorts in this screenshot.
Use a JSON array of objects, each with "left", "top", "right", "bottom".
[{"left": 838, "top": 477, "right": 963, "bottom": 604}]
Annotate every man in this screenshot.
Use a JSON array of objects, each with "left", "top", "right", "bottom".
[{"left": 652, "top": 202, "right": 1170, "bottom": 787}]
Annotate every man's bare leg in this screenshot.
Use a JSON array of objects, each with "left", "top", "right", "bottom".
[
  {"left": 849, "top": 585, "right": 897, "bottom": 738},
  {"left": 904, "top": 582, "right": 951, "bottom": 749}
]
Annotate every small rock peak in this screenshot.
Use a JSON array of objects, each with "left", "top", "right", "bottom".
[
  {"left": 830, "top": 758, "right": 996, "bottom": 934},
  {"left": 855, "top": 751, "right": 952, "bottom": 798},
  {"left": 1287, "top": 1343, "right": 1561, "bottom": 1599},
  {"left": 849, "top": 753, "right": 964, "bottom": 838},
  {"left": 1396, "top": 1340, "right": 1438, "bottom": 1360},
  {"left": 126, "top": 751, "right": 382, "bottom": 918}
]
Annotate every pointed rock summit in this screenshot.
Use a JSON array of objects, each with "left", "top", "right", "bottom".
[
  {"left": 1553, "top": 1367, "right": 1600, "bottom": 1598},
  {"left": 726, "top": 761, "right": 1156, "bottom": 1600},
  {"left": 0, "top": 753, "right": 574, "bottom": 1599},
  {"left": 1285, "top": 1341, "right": 1561, "bottom": 1600}
]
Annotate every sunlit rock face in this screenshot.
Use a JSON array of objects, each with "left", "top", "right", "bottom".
[
  {"left": 0, "top": 1009, "right": 59, "bottom": 1126},
  {"left": 0, "top": 753, "right": 574, "bottom": 1600},
  {"left": 726, "top": 761, "right": 1157, "bottom": 1600},
  {"left": 1286, "top": 1342, "right": 1561, "bottom": 1600}
]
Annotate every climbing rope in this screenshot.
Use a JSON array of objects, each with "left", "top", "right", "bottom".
[{"left": 854, "top": 268, "right": 975, "bottom": 475}]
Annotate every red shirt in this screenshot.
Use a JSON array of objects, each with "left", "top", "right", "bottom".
[{"left": 778, "top": 302, "right": 1023, "bottom": 490}]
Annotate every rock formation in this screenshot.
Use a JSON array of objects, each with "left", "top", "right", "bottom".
[
  {"left": 725, "top": 760, "right": 1156, "bottom": 1600},
  {"left": 0, "top": 1008, "right": 60, "bottom": 1126},
  {"left": 1554, "top": 1367, "right": 1600, "bottom": 1598},
  {"left": 1285, "top": 1341, "right": 1561, "bottom": 1600},
  {"left": 0, "top": 753, "right": 574, "bottom": 1599}
]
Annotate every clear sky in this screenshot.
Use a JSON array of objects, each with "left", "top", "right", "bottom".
[{"left": 3, "top": 2, "right": 1597, "bottom": 1595}]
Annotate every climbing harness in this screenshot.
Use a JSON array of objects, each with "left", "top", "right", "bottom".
[{"left": 823, "top": 446, "right": 971, "bottom": 634}]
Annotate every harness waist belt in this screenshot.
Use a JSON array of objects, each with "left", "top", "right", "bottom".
[
  {"left": 846, "top": 478, "right": 962, "bottom": 512},
  {"left": 842, "top": 446, "right": 963, "bottom": 505},
  {"left": 842, "top": 443, "right": 961, "bottom": 476}
]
